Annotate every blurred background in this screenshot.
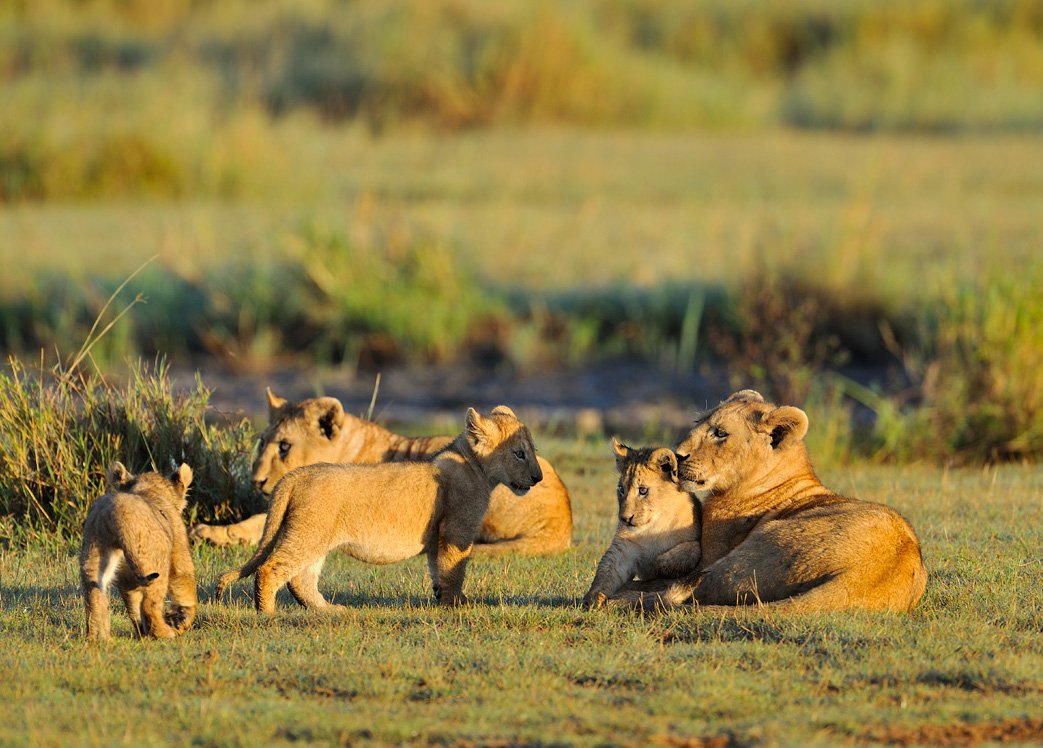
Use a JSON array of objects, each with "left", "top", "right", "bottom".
[{"left": 2, "top": 0, "right": 1042, "bottom": 464}]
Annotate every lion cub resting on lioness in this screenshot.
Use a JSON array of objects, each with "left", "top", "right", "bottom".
[
  {"left": 610, "top": 390, "right": 928, "bottom": 613},
  {"left": 582, "top": 439, "right": 701, "bottom": 608},
  {"left": 217, "top": 406, "right": 542, "bottom": 612},
  {"left": 80, "top": 462, "right": 197, "bottom": 640}
]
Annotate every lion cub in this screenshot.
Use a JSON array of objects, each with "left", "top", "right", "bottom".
[
  {"left": 582, "top": 438, "right": 701, "bottom": 608},
  {"left": 79, "top": 462, "right": 197, "bottom": 640},
  {"left": 216, "top": 406, "right": 542, "bottom": 612}
]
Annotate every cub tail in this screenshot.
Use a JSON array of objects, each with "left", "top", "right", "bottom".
[{"left": 214, "top": 477, "right": 295, "bottom": 597}]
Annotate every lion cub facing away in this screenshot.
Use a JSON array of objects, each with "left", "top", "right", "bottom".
[
  {"left": 582, "top": 439, "right": 701, "bottom": 608},
  {"left": 217, "top": 406, "right": 542, "bottom": 612},
  {"left": 80, "top": 462, "right": 197, "bottom": 640}
]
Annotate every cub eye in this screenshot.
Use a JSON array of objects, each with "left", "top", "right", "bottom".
[
  {"left": 617, "top": 483, "right": 624, "bottom": 498},
  {"left": 638, "top": 486, "right": 649, "bottom": 497},
  {"left": 711, "top": 426, "right": 729, "bottom": 440},
  {"left": 278, "top": 440, "right": 291, "bottom": 459},
  {"left": 514, "top": 449, "right": 525, "bottom": 460}
]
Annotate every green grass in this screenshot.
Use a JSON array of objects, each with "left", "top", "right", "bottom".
[{"left": 1, "top": 443, "right": 1040, "bottom": 746}]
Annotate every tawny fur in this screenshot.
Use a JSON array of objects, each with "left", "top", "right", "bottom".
[
  {"left": 609, "top": 390, "right": 928, "bottom": 613},
  {"left": 582, "top": 439, "right": 701, "bottom": 608},
  {"left": 191, "top": 389, "right": 571, "bottom": 555},
  {"left": 79, "top": 462, "right": 197, "bottom": 640},
  {"left": 215, "top": 406, "right": 543, "bottom": 612}
]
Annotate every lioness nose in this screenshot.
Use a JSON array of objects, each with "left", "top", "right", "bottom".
[
  {"left": 253, "top": 477, "right": 267, "bottom": 492},
  {"left": 530, "top": 468, "right": 542, "bottom": 485}
]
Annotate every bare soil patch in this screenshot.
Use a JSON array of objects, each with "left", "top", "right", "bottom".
[
  {"left": 860, "top": 716, "right": 1043, "bottom": 746},
  {"left": 173, "top": 360, "right": 730, "bottom": 437}
]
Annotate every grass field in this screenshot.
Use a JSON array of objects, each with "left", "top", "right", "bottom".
[
  {"left": 2, "top": 440, "right": 1040, "bottom": 747},
  {"left": 3, "top": 4, "right": 1042, "bottom": 744},
  {"left": 5, "top": 129, "right": 1042, "bottom": 291}
]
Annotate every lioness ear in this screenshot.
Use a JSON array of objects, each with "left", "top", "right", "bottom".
[
  {"left": 490, "top": 404, "right": 517, "bottom": 420},
  {"left": 725, "top": 389, "right": 765, "bottom": 405},
  {"left": 266, "top": 387, "right": 287, "bottom": 418},
  {"left": 174, "top": 463, "right": 194, "bottom": 489},
  {"left": 611, "top": 437, "right": 630, "bottom": 466},
  {"left": 766, "top": 406, "right": 809, "bottom": 449},
  {"left": 106, "top": 461, "right": 130, "bottom": 487},
  {"left": 652, "top": 448, "right": 678, "bottom": 481},
  {"left": 309, "top": 397, "right": 345, "bottom": 441},
  {"left": 465, "top": 407, "right": 489, "bottom": 447}
]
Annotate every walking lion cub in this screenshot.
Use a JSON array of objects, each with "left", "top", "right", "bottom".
[
  {"left": 216, "top": 406, "right": 542, "bottom": 612},
  {"left": 582, "top": 438, "right": 701, "bottom": 608},
  {"left": 80, "top": 462, "right": 197, "bottom": 640}
]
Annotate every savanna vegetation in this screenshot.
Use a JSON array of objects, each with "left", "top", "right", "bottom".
[
  {"left": 3, "top": 2, "right": 1043, "bottom": 464},
  {"left": 1, "top": 3, "right": 1042, "bottom": 744}
]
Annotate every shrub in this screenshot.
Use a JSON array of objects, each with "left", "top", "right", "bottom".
[
  {"left": 287, "top": 223, "right": 507, "bottom": 365},
  {"left": 877, "top": 270, "right": 1043, "bottom": 462},
  {"left": 707, "top": 270, "right": 853, "bottom": 404},
  {"left": 0, "top": 358, "right": 259, "bottom": 544}
]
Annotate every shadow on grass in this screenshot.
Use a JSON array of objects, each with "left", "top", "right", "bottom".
[
  {"left": 0, "top": 584, "right": 80, "bottom": 610},
  {"left": 208, "top": 583, "right": 578, "bottom": 613}
]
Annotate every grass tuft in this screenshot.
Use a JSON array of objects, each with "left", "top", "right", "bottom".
[{"left": 0, "top": 358, "right": 258, "bottom": 546}]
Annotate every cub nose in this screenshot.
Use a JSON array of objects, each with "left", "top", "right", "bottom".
[
  {"left": 253, "top": 477, "right": 268, "bottom": 493},
  {"left": 620, "top": 512, "right": 635, "bottom": 526}
]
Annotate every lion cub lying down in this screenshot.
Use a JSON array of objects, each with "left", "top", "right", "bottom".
[
  {"left": 583, "top": 439, "right": 701, "bottom": 608},
  {"left": 217, "top": 406, "right": 542, "bottom": 612},
  {"left": 80, "top": 462, "right": 197, "bottom": 640}
]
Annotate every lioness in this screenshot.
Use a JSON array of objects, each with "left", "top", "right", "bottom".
[
  {"left": 192, "top": 389, "right": 572, "bottom": 555},
  {"left": 80, "top": 462, "right": 197, "bottom": 640},
  {"left": 610, "top": 390, "right": 927, "bottom": 613},
  {"left": 582, "top": 438, "right": 701, "bottom": 608},
  {"left": 216, "top": 406, "right": 542, "bottom": 612}
]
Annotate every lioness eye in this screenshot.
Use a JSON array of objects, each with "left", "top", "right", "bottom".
[
  {"left": 638, "top": 486, "right": 649, "bottom": 497},
  {"left": 712, "top": 426, "right": 728, "bottom": 440},
  {"left": 617, "top": 483, "right": 624, "bottom": 498},
  {"left": 278, "top": 440, "right": 291, "bottom": 458},
  {"left": 514, "top": 449, "right": 525, "bottom": 460}
]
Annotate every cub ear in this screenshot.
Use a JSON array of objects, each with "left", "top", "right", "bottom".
[
  {"left": 611, "top": 437, "right": 630, "bottom": 465},
  {"left": 766, "top": 406, "right": 809, "bottom": 449},
  {"left": 652, "top": 448, "right": 678, "bottom": 481},
  {"left": 308, "top": 397, "right": 345, "bottom": 441},
  {"left": 724, "top": 389, "right": 765, "bottom": 405},
  {"left": 174, "top": 463, "right": 194, "bottom": 489},
  {"left": 106, "top": 461, "right": 130, "bottom": 487},
  {"left": 490, "top": 405, "right": 517, "bottom": 419},
  {"left": 266, "top": 387, "right": 288, "bottom": 418},
  {"left": 465, "top": 407, "right": 489, "bottom": 447}
]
